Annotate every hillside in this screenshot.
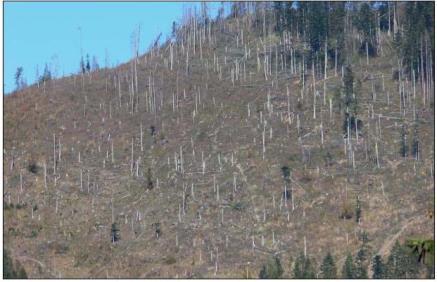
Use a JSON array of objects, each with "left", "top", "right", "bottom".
[{"left": 3, "top": 2, "right": 434, "bottom": 278}]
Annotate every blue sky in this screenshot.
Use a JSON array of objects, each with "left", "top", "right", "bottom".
[{"left": 4, "top": 2, "right": 220, "bottom": 94}]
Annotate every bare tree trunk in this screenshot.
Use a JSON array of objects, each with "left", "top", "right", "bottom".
[
  {"left": 131, "top": 138, "right": 134, "bottom": 176},
  {"left": 366, "top": 42, "right": 369, "bottom": 65},
  {"left": 20, "top": 170, "right": 23, "bottom": 193},
  {"left": 375, "top": 142, "right": 380, "bottom": 168},
  {"left": 53, "top": 134, "right": 56, "bottom": 175},
  {"left": 140, "top": 123, "right": 143, "bottom": 152},
  {"left": 324, "top": 39, "right": 328, "bottom": 80},
  {"left": 44, "top": 162, "right": 47, "bottom": 190},
  {"left": 111, "top": 140, "right": 114, "bottom": 164}
]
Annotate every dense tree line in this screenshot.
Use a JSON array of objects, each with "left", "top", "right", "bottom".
[
  {"left": 226, "top": 1, "right": 433, "bottom": 80},
  {"left": 258, "top": 239, "right": 433, "bottom": 279}
]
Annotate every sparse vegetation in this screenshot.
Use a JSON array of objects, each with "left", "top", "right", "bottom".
[{"left": 4, "top": 1, "right": 434, "bottom": 278}]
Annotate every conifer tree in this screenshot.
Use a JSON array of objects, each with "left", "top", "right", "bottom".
[
  {"left": 400, "top": 123, "right": 409, "bottom": 158},
  {"left": 111, "top": 223, "right": 120, "bottom": 243},
  {"left": 354, "top": 2, "right": 377, "bottom": 56},
  {"left": 147, "top": 168, "right": 154, "bottom": 190},
  {"left": 303, "top": 257, "right": 316, "bottom": 279},
  {"left": 306, "top": 2, "right": 328, "bottom": 55},
  {"left": 80, "top": 56, "right": 86, "bottom": 74},
  {"left": 281, "top": 166, "right": 290, "bottom": 183},
  {"left": 355, "top": 247, "right": 368, "bottom": 278},
  {"left": 376, "top": 2, "right": 390, "bottom": 32},
  {"left": 372, "top": 255, "right": 385, "bottom": 278},
  {"left": 86, "top": 54, "right": 91, "bottom": 73},
  {"left": 293, "top": 252, "right": 306, "bottom": 278},
  {"left": 320, "top": 252, "right": 337, "bottom": 278},
  {"left": 259, "top": 265, "right": 268, "bottom": 279},
  {"left": 355, "top": 196, "right": 362, "bottom": 224},
  {"left": 386, "top": 241, "right": 419, "bottom": 278},
  {"left": 341, "top": 253, "right": 356, "bottom": 278},
  {"left": 259, "top": 256, "right": 283, "bottom": 279},
  {"left": 328, "top": 2, "right": 346, "bottom": 67},
  {"left": 411, "top": 123, "right": 419, "bottom": 160},
  {"left": 14, "top": 67, "right": 23, "bottom": 91},
  {"left": 172, "top": 21, "right": 178, "bottom": 38},
  {"left": 343, "top": 65, "right": 356, "bottom": 114},
  {"left": 400, "top": 2, "right": 434, "bottom": 76},
  {"left": 293, "top": 252, "right": 315, "bottom": 278}
]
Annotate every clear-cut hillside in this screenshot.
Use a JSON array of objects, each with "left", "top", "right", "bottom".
[{"left": 3, "top": 3, "right": 434, "bottom": 278}]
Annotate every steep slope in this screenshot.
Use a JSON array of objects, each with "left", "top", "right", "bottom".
[{"left": 3, "top": 8, "right": 434, "bottom": 278}]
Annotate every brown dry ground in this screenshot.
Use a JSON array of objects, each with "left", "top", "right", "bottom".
[{"left": 3, "top": 16, "right": 434, "bottom": 278}]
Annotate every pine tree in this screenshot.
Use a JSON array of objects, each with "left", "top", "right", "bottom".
[
  {"left": 386, "top": 241, "right": 419, "bottom": 278},
  {"left": 293, "top": 252, "right": 315, "bottom": 279},
  {"left": 259, "top": 256, "right": 283, "bottom": 279},
  {"left": 343, "top": 65, "right": 356, "bottom": 114},
  {"left": 80, "top": 56, "right": 86, "bottom": 74},
  {"left": 411, "top": 123, "right": 419, "bottom": 160},
  {"left": 14, "top": 67, "right": 23, "bottom": 91},
  {"left": 402, "top": 2, "right": 421, "bottom": 75},
  {"left": 303, "top": 257, "right": 316, "bottom": 278},
  {"left": 147, "top": 168, "right": 154, "bottom": 190},
  {"left": 355, "top": 247, "right": 368, "bottom": 278},
  {"left": 372, "top": 255, "right": 385, "bottom": 278},
  {"left": 354, "top": 2, "right": 377, "bottom": 56},
  {"left": 320, "top": 252, "right": 337, "bottom": 278},
  {"left": 401, "top": 2, "right": 434, "bottom": 77},
  {"left": 400, "top": 123, "right": 409, "bottom": 158},
  {"left": 306, "top": 2, "right": 328, "bottom": 55},
  {"left": 293, "top": 252, "right": 306, "bottom": 278},
  {"left": 111, "top": 223, "right": 120, "bottom": 243},
  {"left": 341, "top": 253, "right": 356, "bottom": 278},
  {"left": 172, "top": 21, "right": 178, "bottom": 38},
  {"left": 327, "top": 2, "right": 346, "bottom": 67},
  {"left": 86, "top": 54, "right": 91, "bottom": 73},
  {"left": 376, "top": 2, "right": 390, "bottom": 32},
  {"left": 355, "top": 196, "right": 362, "bottom": 224},
  {"left": 281, "top": 166, "right": 290, "bottom": 182},
  {"left": 259, "top": 265, "right": 268, "bottom": 279}
]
